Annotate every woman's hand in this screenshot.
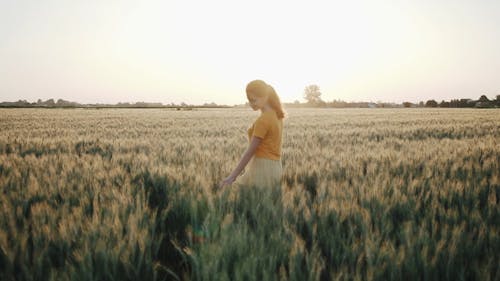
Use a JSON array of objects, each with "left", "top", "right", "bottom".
[
  {"left": 218, "top": 136, "right": 262, "bottom": 190},
  {"left": 219, "top": 174, "right": 237, "bottom": 189}
]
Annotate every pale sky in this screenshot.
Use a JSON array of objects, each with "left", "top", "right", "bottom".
[{"left": 1, "top": 0, "right": 499, "bottom": 105}]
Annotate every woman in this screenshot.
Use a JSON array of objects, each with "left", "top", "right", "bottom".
[{"left": 219, "top": 79, "right": 285, "bottom": 189}]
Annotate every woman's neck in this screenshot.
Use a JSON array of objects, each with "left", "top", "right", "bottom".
[{"left": 260, "top": 104, "right": 273, "bottom": 113}]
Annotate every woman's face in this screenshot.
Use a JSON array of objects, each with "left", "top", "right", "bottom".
[{"left": 247, "top": 93, "right": 268, "bottom": 111}]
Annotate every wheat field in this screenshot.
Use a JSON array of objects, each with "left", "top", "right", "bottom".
[{"left": 0, "top": 108, "right": 498, "bottom": 281}]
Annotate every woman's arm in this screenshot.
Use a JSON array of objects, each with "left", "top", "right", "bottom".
[{"left": 218, "top": 136, "right": 262, "bottom": 188}]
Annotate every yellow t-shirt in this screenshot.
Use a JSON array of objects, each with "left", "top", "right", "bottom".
[{"left": 247, "top": 110, "right": 283, "bottom": 160}]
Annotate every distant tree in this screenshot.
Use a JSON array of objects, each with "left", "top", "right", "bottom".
[
  {"left": 329, "top": 99, "right": 347, "bottom": 108},
  {"left": 46, "top": 99, "right": 55, "bottom": 106},
  {"left": 303, "top": 85, "right": 323, "bottom": 104},
  {"left": 294, "top": 100, "right": 300, "bottom": 104},
  {"left": 402, "top": 102, "right": 413, "bottom": 108},
  {"left": 203, "top": 102, "right": 217, "bottom": 107},
  {"left": 439, "top": 100, "right": 450, "bottom": 108},
  {"left": 37, "top": 99, "right": 42, "bottom": 104},
  {"left": 475, "top": 95, "right": 495, "bottom": 108},
  {"left": 425, "top": 100, "right": 438, "bottom": 107},
  {"left": 418, "top": 101, "right": 424, "bottom": 107},
  {"left": 459, "top": 98, "right": 473, "bottom": 107},
  {"left": 478, "top": 95, "right": 489, "bottom": 102},
  {"left": 496, "top": 95, "right": 500, "bottom": 106}
]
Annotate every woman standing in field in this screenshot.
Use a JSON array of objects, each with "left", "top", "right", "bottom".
[{"left": 219, "top": 80, "right": 285, "bottom": 189}]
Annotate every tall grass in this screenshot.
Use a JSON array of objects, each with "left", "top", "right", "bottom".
[{"left": 0, "top": 108, "right": 498, "bottom": 280}]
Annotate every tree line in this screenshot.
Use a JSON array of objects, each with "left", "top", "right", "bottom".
[
  {"left": 301, "top": 85, "right": 500, "bottom": 108},
  {"left": 1, "top": 86, "right": 499, "bottom": 108},
  {"left": 0, "top": 98, "right": 230, "bottom": 109}
]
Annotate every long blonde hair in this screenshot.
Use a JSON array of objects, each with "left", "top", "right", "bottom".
[{"left": 246, "top": 80, "right": 286, "bottom": 119}]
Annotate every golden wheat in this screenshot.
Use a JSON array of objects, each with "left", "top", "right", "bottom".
[{"left": 0, "top": 108, "right": 498, "bottom": 281}]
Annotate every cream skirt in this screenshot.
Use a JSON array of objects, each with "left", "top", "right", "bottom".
[{"left": 235, "top": 156, "right": 283, "bottom": 189}]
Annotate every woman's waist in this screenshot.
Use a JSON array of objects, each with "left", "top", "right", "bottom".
[{"left": 252, "top": 155, "right": 281, "bottom": 162}]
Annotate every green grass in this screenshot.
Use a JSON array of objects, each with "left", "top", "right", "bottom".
[{"left": 0, "top": 108, "right": 498, "bottom": 280}]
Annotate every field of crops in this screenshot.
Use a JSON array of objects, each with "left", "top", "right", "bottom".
[{"left": 0, "top": 108, "right": 498, "bottom": 281}]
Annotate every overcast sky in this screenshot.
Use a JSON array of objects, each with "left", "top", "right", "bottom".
[{"left": 1, "top": 0, "right": 499, "bottom": 105}]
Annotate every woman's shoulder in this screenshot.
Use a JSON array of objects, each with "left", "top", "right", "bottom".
[{"left": 256, "top": 111, "right": 281, "bottom": 127}]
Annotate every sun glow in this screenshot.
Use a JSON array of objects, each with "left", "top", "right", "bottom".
[{"left": 1, "top": 0, "right": 499, "bottom": 104}]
